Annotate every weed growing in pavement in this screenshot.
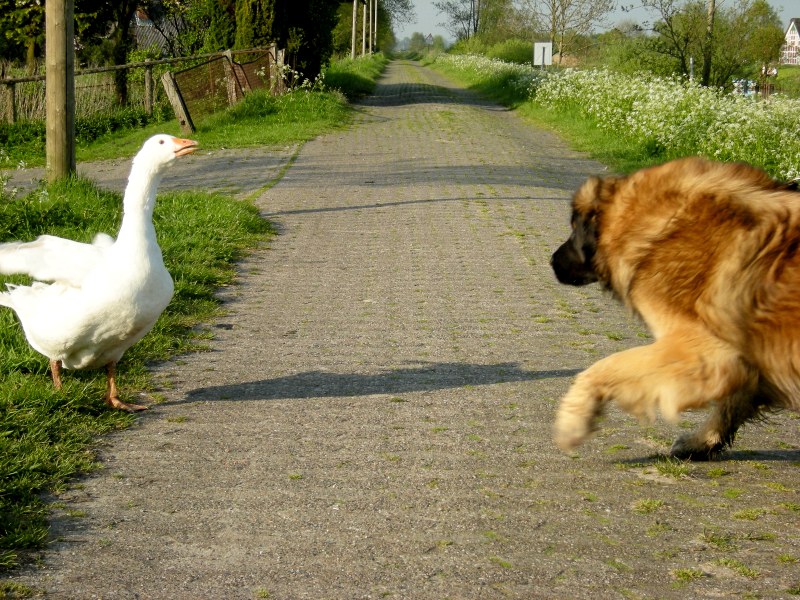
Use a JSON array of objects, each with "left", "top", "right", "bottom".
[
  {"left": 633, "top": 499, "right": 664, "bottom": 514},
  {"left": 700, "top": 529, "right": 737, "bottom": 551},
  {"left": 715, "top": 557, "right": 760, "bottom": 578},
  {"left": 672, "top": 567, "right": 705, "bottom": 583},
  {"left": 654, "top": 457, "right": 692, "bottom": 479}
]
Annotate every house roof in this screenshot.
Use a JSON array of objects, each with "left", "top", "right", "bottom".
[{"left": 786, "top": 18, "right": 800, "bottom": 36}]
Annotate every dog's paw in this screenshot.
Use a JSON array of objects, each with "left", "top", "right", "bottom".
[
  {"left": 553, "top": 408, "right": 596, "bottom": 452},
  {"left": 669, "top": 432, "right": 724, "bottom": 461}
]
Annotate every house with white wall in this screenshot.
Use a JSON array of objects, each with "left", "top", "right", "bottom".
[{"left": 781, "top": 18, "right": 800, "bottom": 65}]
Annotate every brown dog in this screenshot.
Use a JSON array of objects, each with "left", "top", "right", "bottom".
[{"left": 550, "top": 157, "right": 800, "bottom": 459}]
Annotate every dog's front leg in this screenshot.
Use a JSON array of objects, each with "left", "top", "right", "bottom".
[{"left": 553, "top": 336, "right": 752, "bottom": 452}]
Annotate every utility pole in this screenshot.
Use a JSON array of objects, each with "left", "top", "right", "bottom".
[
  {"left": 701, "top": 0, "right": 715, "bottom": 86},
  {"left": 45, "top": 0, "right": 76, "bottom": 182},
  {"left": 368, "top": 0, "right": 373, "bottom": 53},
  {"left": 373, "top": 0, "right": 378, "bottom": 52}
]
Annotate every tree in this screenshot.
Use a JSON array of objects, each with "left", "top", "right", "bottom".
[
  {"left": 235, "top": 0, "right": 274, "bottom": 49},
  {"left": 204, "top": 0, "right": 236, "bottom": 52},
  {"left": 644, "top": 0, "right": 784, "bottom": 87},
  {"left": 0, "top": 0, "right": 43, "bottom": 72},
  {"left": 271, "top": 0, "right": 341, "bottom": 78},
  {"left": 383, "top": 0, "right": 415, "bottom": 27},
  {"left": 644, "top": 0, "right": 704, "bottom": 78},
  {"left": 107, "top": 1, "right": 139, "bottom": 105},
  {"left": 0, "top": 0, "right": 109, "bottom": 72},
  {"left": 433, "top": 0, "right": 481, "bottom": 40},
  {"left": 521, "top": 0, "right": 615, "bottom": 64},
  {"left": 408, "top": 31, "right": 429, "bottom": 52}
]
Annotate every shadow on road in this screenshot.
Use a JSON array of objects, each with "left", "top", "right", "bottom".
[{"left": 180, "top": 361, "right": 581, "bottom": 402}]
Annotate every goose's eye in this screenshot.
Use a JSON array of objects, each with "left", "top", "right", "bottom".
[{"left": 159, "top": 140, "right": 165, "bottom": 145}]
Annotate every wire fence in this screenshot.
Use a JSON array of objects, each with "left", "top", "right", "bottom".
[
  {"left": 171, "top": 48, "right": 283, "bottom": 128},
  {"left": 0, "top": 46, "right": 284, "bottom": 127}
]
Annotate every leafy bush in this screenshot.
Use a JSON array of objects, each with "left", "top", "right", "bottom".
[
  {"left": 449, "top": 36, "right": 488, "bottom": 56},
  {"left": 487, "top": 39, "right": 534, "bottom": 65}
]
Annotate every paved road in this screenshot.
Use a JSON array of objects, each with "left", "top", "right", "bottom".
[{"left": 7, "top": 60, "right": 799, "bottom": 599}]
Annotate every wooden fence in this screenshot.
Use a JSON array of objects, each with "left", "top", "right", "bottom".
[{"left": 0, "top": 45, "right": 284, "bottom": 131}]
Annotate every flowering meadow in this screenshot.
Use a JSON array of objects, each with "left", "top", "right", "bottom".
[{"left": 431, "top": 54, "right": 800, "bottom": 180}]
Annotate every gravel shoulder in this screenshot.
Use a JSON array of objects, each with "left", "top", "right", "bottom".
[{"left": 5, "top": 60, "right": 799, "bottom": 599}]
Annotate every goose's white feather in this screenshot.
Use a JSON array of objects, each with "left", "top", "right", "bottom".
[
  {"left": 0, "top": 134, "right": 197, "bottom": 371},
  {"left": 0, "top": 233, "right": 113, "bottom": 287}
]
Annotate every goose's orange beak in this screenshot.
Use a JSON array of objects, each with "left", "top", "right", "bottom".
[{"left": 173, "top": 137, "right": 199, "bottom": 157}]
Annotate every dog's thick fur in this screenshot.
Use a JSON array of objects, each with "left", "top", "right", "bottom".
[{"left": 551, "top": 157, "right": 800, "bottom": 459}]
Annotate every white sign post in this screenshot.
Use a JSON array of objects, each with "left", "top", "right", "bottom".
[{"left": 533, "top": 42, "right": 553, "bottom": 68}]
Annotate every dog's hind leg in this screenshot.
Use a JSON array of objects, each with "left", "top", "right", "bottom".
[
  {"left": 670, "top": 386, "right": 770, "bottom": 460},
  {"left": 553, "top": 334, "right": 756, "bottom": 452}
]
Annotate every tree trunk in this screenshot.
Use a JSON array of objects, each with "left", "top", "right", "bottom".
[
  {"left": 112, "top": 3, "right": 137, "bottom": 106},
  {"left": 25, "top": 38, "right": 36, "bottom": 75}
]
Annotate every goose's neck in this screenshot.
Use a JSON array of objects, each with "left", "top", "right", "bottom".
[{"left": 117, "top": 163, "right": 163, "bottom": 246}]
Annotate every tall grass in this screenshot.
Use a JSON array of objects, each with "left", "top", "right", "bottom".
[
  {"left": 0, "top": 52, "right": 388, "bottom": 572},
  {"left": 427, "top": 53, "right": 543, "bottom": 108},
  {"left": 324, "top": 52, "right": 390, "bottom": 99}
]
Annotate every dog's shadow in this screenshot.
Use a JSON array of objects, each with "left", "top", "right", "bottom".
[
  {"left": 618, "top": 448, "right": 800, "bottom": 466},
  {"left": 178, "top": 362, "right": 580, "bottom": 404}
]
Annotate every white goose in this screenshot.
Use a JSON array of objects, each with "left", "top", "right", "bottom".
[{"left": 0, "top": 134, "right": 197, "bottom": 411}]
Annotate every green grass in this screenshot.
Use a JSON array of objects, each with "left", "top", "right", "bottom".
[
  {"left": 0, "top": 53, "right": 388, "bottom": 573},
  {"left": 672, "top": 567, "right": 705, "bottom": 583},
  {"left": 76, "top": 88, "right": 351, "bottom": 164},
  {"left": 775, "top": 64, "right": 800, "bottom": 97},
  {"left": 427, "top": 58, "right": 528, "bottom": 108},
  {"left": 715, "top": 558, "right": 760, "bottom": 578},
  {"left": 633, "top": 499, "right": 664, "bottom": 514},
  {"left": 324, "top": 52, "right": 390, "bottom": 100}
]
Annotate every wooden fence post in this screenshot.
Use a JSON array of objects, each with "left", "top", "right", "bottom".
[
  {"left": 45, "top": 0, "right": 76, "bottom": 182},
  {"left": 161, "top": 71, "right": 195, "bottom": 134},
  {"left": 272, "top": 47, "right": 285, "bottom": 95},
  {"left": 1, "top": 82, "right": 15, "bottom": 124},
  {"left": 222, "top": 50, "right": 242, "bottom": 105},
  {"left": 144, "top": 63, "right": 153, "bottom": 116}
]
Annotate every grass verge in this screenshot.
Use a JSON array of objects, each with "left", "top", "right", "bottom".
[{"left": 324, "top": 52, "right": 390, "bottom": 100}]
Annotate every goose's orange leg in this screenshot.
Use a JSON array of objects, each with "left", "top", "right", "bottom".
[
  {"left": 104, "top": 362, "right": 148, "bottom": 412},
  {"left": 50, "top": 359, "right": 63, "bottom": 390}
]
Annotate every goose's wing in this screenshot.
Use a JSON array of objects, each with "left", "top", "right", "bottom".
[{"left": 0, "top": 233, "right": 114, "bottom": 287}]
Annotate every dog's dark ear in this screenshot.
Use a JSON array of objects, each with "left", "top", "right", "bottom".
[{"left": 572, "top": 208, "right": 598, "bottom": 264}]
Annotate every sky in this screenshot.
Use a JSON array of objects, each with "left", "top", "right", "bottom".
[{"left": 394, "top": 0, "right": 800, "bottom": 42}]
